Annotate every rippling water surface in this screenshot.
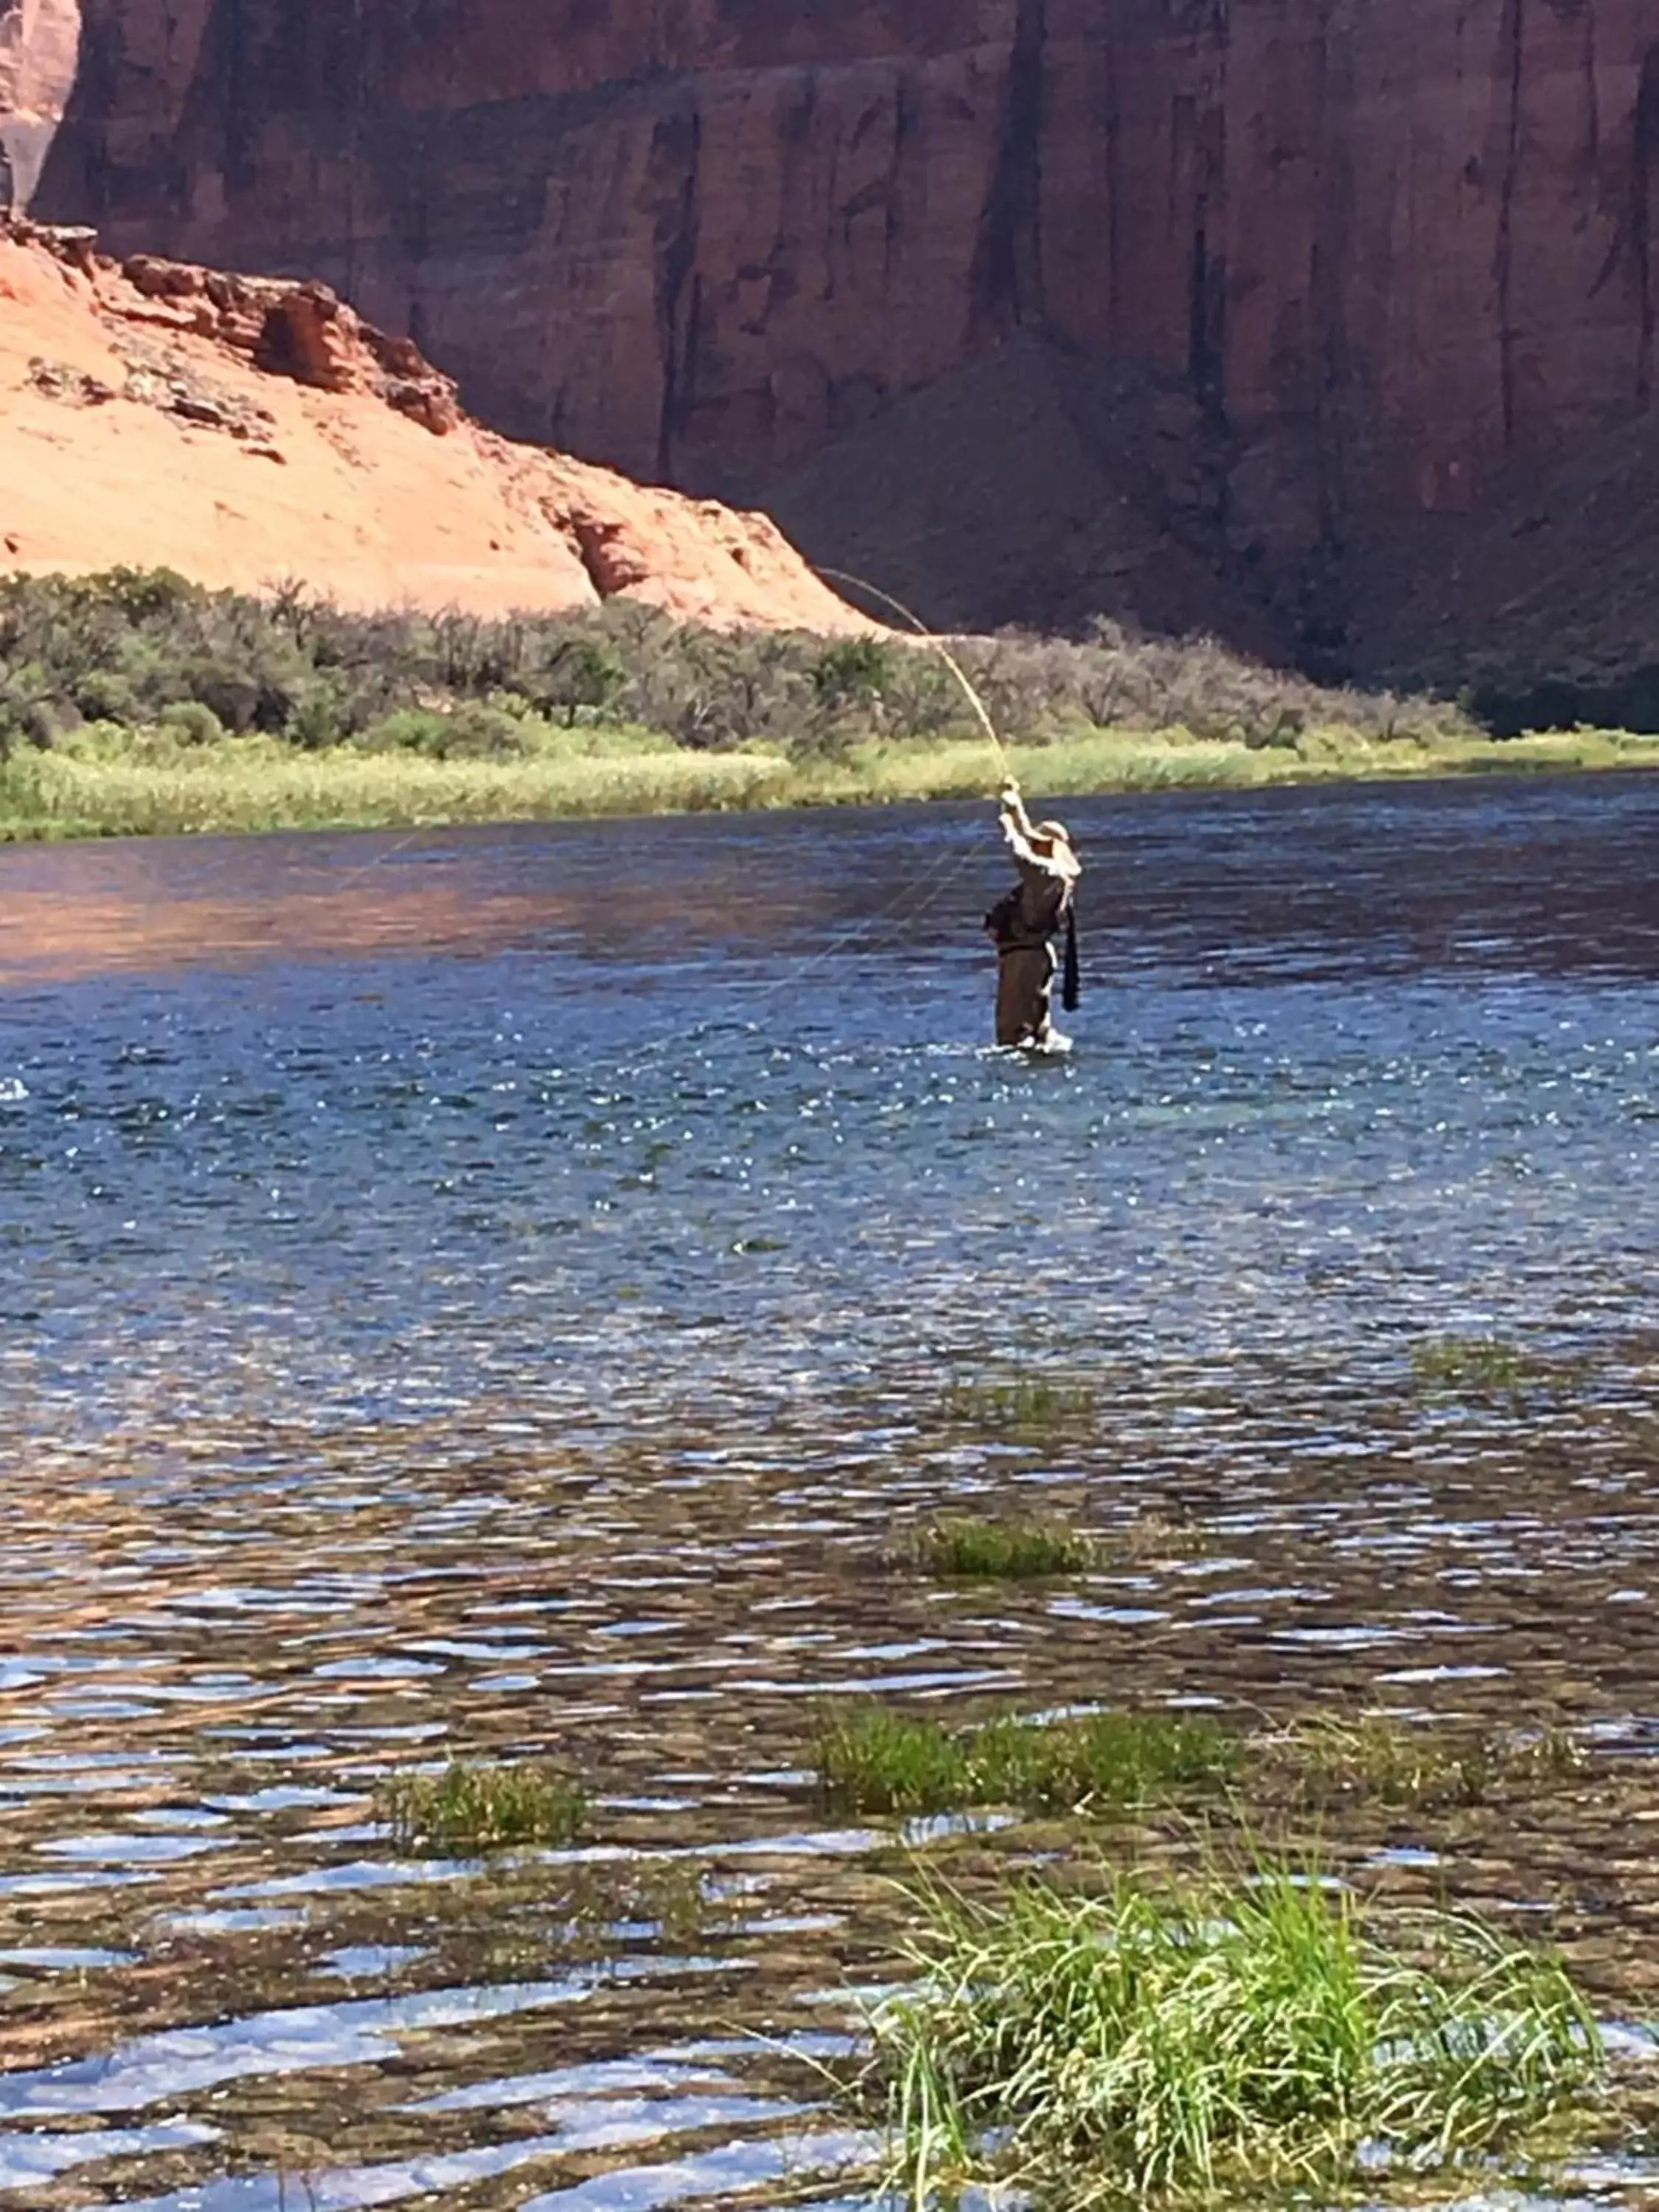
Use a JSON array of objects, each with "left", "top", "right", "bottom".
[{"left": 3, "top": 773, "right": 1659, "bottom": 2209}]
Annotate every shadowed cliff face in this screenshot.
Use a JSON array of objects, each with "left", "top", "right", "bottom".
[
  {"left": 0, "top": 0, "right": 80, "bottom": 205},
  {"left": 18, "top": 0, "right": 1659, "bottom": 663}
]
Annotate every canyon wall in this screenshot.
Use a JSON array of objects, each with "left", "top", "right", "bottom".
[
  {"left": 0, "top": 0, "right": 79, "bottom": 206},
  {"left": 13, "top": 1, "right": 1659, "bottom": 658}
]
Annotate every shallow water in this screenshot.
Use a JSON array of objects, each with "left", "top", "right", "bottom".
[{"left": 3, "top": 772, "right": 1659, "bottom": 2208}]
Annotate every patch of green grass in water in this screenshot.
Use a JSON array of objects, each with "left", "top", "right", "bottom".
[
  {"left": 939, "top": 1377, "right": 1097, "bottom": 1440},
  {"left": 860, "top": 1860, "right": 1604, "bottom": 2205},
  {"left": 1410, "top": 1332, "right": 1591, "bottom": 1402},
  {"left": 814, "top": 1705, "right": 1236, "bottom": 1818},
  {"left": 459, "top": 1857, "right": 711, "bottom": 1973},
  {"left": 902, "top": 1518, "right": 1100, "bottom": 1579},
  {"left": 1411, "top": 1334, "right": 1528, "bottom": 1393},
  {"left": 378, "top": 1759, "right": 588, "bottom": 1854},
  {"left": 1270, "top": 1714, "right": 1587, "bottom": 1810}
]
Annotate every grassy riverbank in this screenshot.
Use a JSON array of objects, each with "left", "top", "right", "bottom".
[
  {"left": 3, "top": 721, "right": 1655, "bottom": 841},
  {"left": 1, "top": 568, "right": 1655, "bottom": 839}
]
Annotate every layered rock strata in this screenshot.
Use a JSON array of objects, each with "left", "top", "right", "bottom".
[{"left": 13, "top": 1, "right": 1659, "bottom": 666}]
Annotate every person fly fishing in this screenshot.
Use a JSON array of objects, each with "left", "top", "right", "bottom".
[{"left": 984, "top": 780, "right": 1082, "bottom": 1051}]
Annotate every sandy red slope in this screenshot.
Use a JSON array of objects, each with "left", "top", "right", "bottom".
[{"left": 0, "top": 218, "right": 866, "bottom": 630}]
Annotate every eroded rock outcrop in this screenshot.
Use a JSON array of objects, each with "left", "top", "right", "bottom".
[
  {"left": 115, "top": 251, "right": 462, "bottom": 433},
  {"left": 0, "top": 217, "right": 869, "bottom": 627},
  {"left": 13, "top": 1, "right": 1659, "bottom": 669}
]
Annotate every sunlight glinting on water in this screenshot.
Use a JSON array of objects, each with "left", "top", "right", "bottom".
[{"left": 1, "top": 777, "right": 1658, "bottom": 2207}]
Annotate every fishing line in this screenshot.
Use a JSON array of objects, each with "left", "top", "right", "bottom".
[
  {"left": 613, "top": 563, "right": 1029, "bottom": 1023},
  {"left": 692, "top": 563, "right": 1018, "bottom": 1006},
  {"left": 714, "top": 817, "right": 993, "bottom": 1006},
  {"left": 816, "top": 565, "right": 1015, "bottom": 782},
  {"left": 80, "top": 564, "right": 1021, "bottom": 1060}
]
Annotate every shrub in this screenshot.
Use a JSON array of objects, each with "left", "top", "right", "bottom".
[
  {"left": 515, "top": 635, "right": 630, "bottom": 723},
  {"left": 357, "top": 701, "right": 535, "bottom": 759},
  {"left": 0, "top": 666, "right": 59, "bottom": 754},
  {"left": 282, "top": 676, "right": 353, "bottom": 750},
  {"left": 178, "top": 631, "right": 313, "bottom": 734},
  {"left": 156, "top": 700, "right": 227, "bottom": 746},
  {"left": 811, "top": 635, "right": 897, "bottom": 709},
  {"left": 879, "top": 647, "right": 969, "bottom": 739},
  {"left": 95, "top": 565, "right": 202, "bottom": 622},
  {"left": 72, "top": 668, "right": 143, "bottom": 723},
  {"left": 0, "top": 566, "right": 1479, "bottom": 769}
]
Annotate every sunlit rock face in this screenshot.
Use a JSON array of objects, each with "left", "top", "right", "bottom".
[
  {"left": 19, "top": 1, "right": 1659, "bottom": 647},
  {"left": 0, "top": 0, "right": 81, "bottom": 207},
  {"left": 0, "top": 220, "right": 873, "bottom": 628}
]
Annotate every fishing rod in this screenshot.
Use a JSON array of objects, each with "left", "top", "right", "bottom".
[
  {"left": 815, "top": 566, "right": 1082, "bottom": 1032},
  {"left": 701, "top": 565, "right": 1029, "bottom": 1005},
  {"left": 815, "top": 566, "right": 1015, "bottom": 787}
]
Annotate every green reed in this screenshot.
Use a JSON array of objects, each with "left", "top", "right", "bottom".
[
  {"left": 0, "top": 734, "right": 790, "bottom": 838},
  {"left": 4, "top": 723, "right": 1652, "bottom": 844},
  {"left": 1411, "top": 1335, "right": 1528, "bottom": 1394},
  {"left": 903, "top": 1518, "right": 1100, "bottom": 1579},
  {"left": 1409, "top": 1332, "right": 1593, "bottom": 1402},
  {"left": 378, "top": 1759, "right": 588, "bottom": 1854},
  {"left": 862, "top": 1860, "right": 1603, "bottom": 2205},
  {"left": 814, "top": 1705, "right": 1235, "bottom": 1818},
  {"left": 939, "top": 1377, "right": 1098, "bottom": 1440},
  {"left": 1269, "top": 1714, "right": 1586, "bottom": 1811}
]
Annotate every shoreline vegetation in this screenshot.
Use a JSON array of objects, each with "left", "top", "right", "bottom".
[{"left": 2, "top": 568, "right": 1655, "bottom": 842}]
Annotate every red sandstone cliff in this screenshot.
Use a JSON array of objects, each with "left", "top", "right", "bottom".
[
  {"left": 0, "top": 217, "right": 869, "bottom": 627},
  {"left": 10, "top": 1, "right": 1659, "bottom": 675}
]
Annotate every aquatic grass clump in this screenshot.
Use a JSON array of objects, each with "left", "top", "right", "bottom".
[
  {"left": 814, "top": 1705, "right": 1235, "bottom": 1817},
  {"left": 863, "top": 1864, "right": 1603, "bottom": 2205},
  {"left": 378, "top": 1759, "right": 588, "bottom": 1854},
  {"left": 1109, "top": 1511, "right": 1209, "bottom": 1560},
  {"left": 1273, "top": 1715, "right": 1494, "bottom": 1810},
  {"left": 903, "top": 1518, "right": 1100, "bottom": 1579},
  {"left": 939, "top": 1377, "right": 1097, "bottom": 1440},
  {"left": 1409, "top": 1332, "right": 1589, "bottom": 1401},
  {"left": 1411, "top": 1334, "right": 1526, "bottom": 1394},
  {"left": 288, "top": 1854, "right": 709, "bottom": 1991},
  {"left": 467, "top": 1858, "right": 712, "bottom": 1972},
  {"left": 1273, "top": 1715, "right": 1587, "bottom": 1810}
]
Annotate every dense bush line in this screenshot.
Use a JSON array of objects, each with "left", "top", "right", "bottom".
[{"left": 0, "top": 567, "right": 1474, "bottom": 762}]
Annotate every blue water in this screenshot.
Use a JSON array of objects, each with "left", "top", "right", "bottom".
[
  {"left": 1, "top": 770, "right": 1658, "bottom": 2211},
  {"left": 5, "top": 774, "right": 1657, "bottom": 1453}
]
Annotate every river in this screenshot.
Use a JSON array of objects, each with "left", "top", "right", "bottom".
[{"left": 1, "top": 772, "right": 1658, "bottom": 2209}]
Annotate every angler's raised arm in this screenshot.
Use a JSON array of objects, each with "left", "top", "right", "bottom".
[
  {"left": 999, "top": 782, "right": 1072, "bottom": 886},
  {"left": 998, "top": 782, "right": 1043, "bottom": 875}
]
